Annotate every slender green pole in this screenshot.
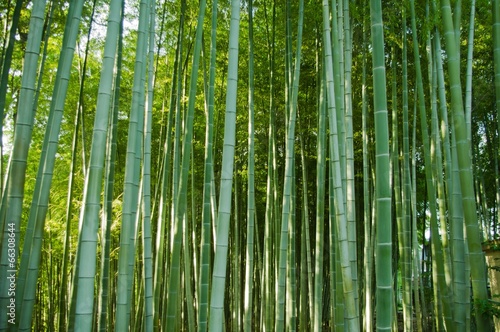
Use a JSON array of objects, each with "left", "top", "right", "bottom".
[
  {"left": 409, "top": 1, "right": 453, "bottom": 328},
  {"left": 184, "top": 199, "right": 196, "bottom": 332},
  {"left": 440, "top": 0, "right": 492, "bottom": 329},
  {"left": 153, "top": 4, "right": 184, "bottom": 330},
  {"left": 361, "top": 3, "right": 374, "bottom": 328},
  {"left": 198, "top": 0, "right": 217, "bottom": 330},
  {"left": 390, "top": 45, "right": 411, "bottom": 332},
  {"left": 431, "top": 43, "right": 455, "bottom": 328},
  {"left": 433, "top": 29, "right": 466, "bottom": 331},
  {"left": 141, "top": 1, "right": 156, "bottom": 329},
  {"left": 369, "top": 0, "right": 392, "bottom": 329},
  {"left": 0, "top": 0, "right": 23, "bottom": 193},
  {"left": 161, "top": 2, "right": 185, "bottom": 326},
  {"left": 342, "top": 0, "right": 358, "bottom": 317},
  {"left": 261, "top": 2, "right": 276, "bottom": 329},
  {"left": 322, "top": 0, "right": 358, "bottom": 329},
  {"left": 464, "top": 0, "right": 476, "bottom": 141},
  {"left": 115, "top": 0, "right": 150, "bottom": 328},
  {"left": 17, "top": 1, "right": 85, "bottom": 330},
  {"left": 165, "top": 0, "right": 206, "bottom": 328},
  {"left": 0, "top": 1, "right": 47, "bottom": 329},
  {"left": 493, "top": 0, "right": 500, "bottom": 230},
  {"left": 243, "top": 0, "right": 255, "bottom": 329},
  {"left": 297, "top": 113, "right": 312, "bottom": 331},
  {"left": 313, "top": 67, "right": 326, "bottom": 331},
  {"left": 275, "top": 0, "right": 304, "bottom": 329},
  {"left": 208, "top": 1, "right": 240, "bottom": 330},
  {"left": 97, "top": 3, "right": 124, "bottom": 331},
  {"left": 71, "top": 0, "right": 123, "bottom": 329},
  {"left": 232, "top": 175, "right": 241, "bottom": 331},
  {"left": 410, "top": 99, "right": 426, "bottom": 332},
  {"left": 401, "top": 6, "right": 414, "bottom": 331}
]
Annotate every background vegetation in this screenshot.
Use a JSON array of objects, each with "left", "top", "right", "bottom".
[{"left": 0, "top": 0, "right": 499, "bottom": 330}]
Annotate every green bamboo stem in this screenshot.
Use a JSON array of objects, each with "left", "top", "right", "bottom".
[
  {"left": 208, "top": 0, "right": 240, "bottom": 329},
  {"left": 97, "top": 14, "right": 122, "bottom": 330},
  {"left": 342, "top": 0, "right": 358, "bottom": 316},
  {"left": 18, "top": 1, "right": 85, "bottom": 330},
  {"left": 409, "top": 0, "right": 453, "bottom": 328},
  {"left": 275, "top": 0, "right": 304, "bottom": 329},
  {"left": 14, "top": 0, "right": 55, "bottom": 323},
  {"left": 493, "top": 0, "right": 500, "bottom": 234},
  {"left": 0, "top": 0, "right": 23, "bottom": 192},
  {"left": 369, "top": 0, "right": 392, "bottom": 329},
  {"left": 232, "top": 175, "right": 241, "bottom": 330},
  {"left": 401, "top": 7, "right": 414, "bottom": 331},
  {"left": 198, "top": 0, "right": 217, "bottom": 330},
  {"left": 390, "top": 46, "right": 410, "bottom": 332},
  {"left": 313, "top": 67, "right": 326, "bottom": 332},
  {"left": 96, "top": 2, "right": 123, "bottom": 331},
  {"left": 430, "top": 47, "right": 454, "bottom": 325},
  {"left": 243, "top": 0, "right": 255, "bottom": 329},
  {"left": 153, "top": 4, "right": 184, "bottom": 330},
  {"left": 70, "top": 0, "right": 122, "bottom": 329},
  {"left": 464, "top": 0, "right": 476, "bottom": 141},
  {"left": 440, "top": 0, "right": 492, "bottom": 329},
  {"left": 361, "top": 3, "right": 374, "bottom": 328},
  {"left": 433, "top": 29, "right": 467, "bottom": 330},
  {"left": 115, "top": 0, "right": 150, "bottom": 328},
  {"left": 184, "top": 210, "right": 196, "bottom": 332},
  {"left": 298, "top": 124, "right": 311, "bottom": 331},
  {"left": 166, "top": 0, "right": 206, "bottom": 328},
  {"left": 141, "top": 2, "right": 156, "bottom": 329},
  {"left": 0, "top": 1, "right": 47, "bottom": 328},
  {"left": 412, "top": 96, "right": 428, "bottom": 332},
  {"left": 261, "top": 2, "right": 276, "bottom": 329},
  {"left": 323, "top": 0, "right": 358, "bottom": 329}
]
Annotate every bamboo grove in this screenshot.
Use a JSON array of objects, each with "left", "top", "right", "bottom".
[{"left": 0, "top": 0, "right": 499, "bottom": 331}]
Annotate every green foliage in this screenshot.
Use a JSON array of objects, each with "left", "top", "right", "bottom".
[{"left": 474, "top": 299, "right": 498, "bottom": 319}]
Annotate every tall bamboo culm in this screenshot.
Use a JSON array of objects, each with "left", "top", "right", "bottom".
[
  {"left": 322, "top": 0, "right": 359, "bottom": 330},
  {"left": 71, "top": 0, "right": 123, "bottom": 329},
  {"left": 369, "top": 0, "right": 392, "bottom": 330},
  {"left": 440, "top": 0, "right": 492, "bottom": 330},
  {"left": 0, "top": 1, "right": 47, "bottom": 328},
  {"left": 209, "top": 0, "right": 241, "bottom": 329}
]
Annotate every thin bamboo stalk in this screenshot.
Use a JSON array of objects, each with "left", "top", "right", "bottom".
[
  {"left": 208, "top": 0, "right": 240, "bottom": 329},
  {"left": 323, "top": 0, "right": 358, "bottom": 329},
  {"left": 0, "top": 1, "right": 47, "bottom": 327},
  {"left": 70, "top": 0, "right": 123, "bottom": 329},
  {"left": 166, "top": 0, "right": 206, "bottom": 328},
  {"left": 369, "top": 0, "right": 392, "bottom": 329},
  {"left": 440, "top": 0, "right": 492, "bottom": 329},
  {"left": 243, "top": 0, "right": 256, "bottom": 329},
  {"left": 198, "top": 0, "right": 217, "bottom": 330}
]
